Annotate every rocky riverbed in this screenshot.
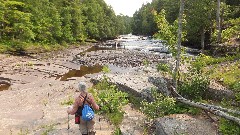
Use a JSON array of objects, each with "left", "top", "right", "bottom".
[{"left": 0, "top": 44, "right": 223, "bottom": 134}]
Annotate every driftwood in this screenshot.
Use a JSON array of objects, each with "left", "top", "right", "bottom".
[{"left": 169, "top": 86, "right": 240, "bottom": 126}]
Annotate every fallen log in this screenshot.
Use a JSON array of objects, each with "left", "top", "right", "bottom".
[
  {"left": 176, "top": 97, "right": 240, "bottom": 125},
  {"left": 170, "top": 86, "right": 240, "bottom": 126}
]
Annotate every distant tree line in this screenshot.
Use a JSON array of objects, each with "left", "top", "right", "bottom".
[
  {"left": 132, "top": 0, "right": 240, "bottom": 49},
  {"left": 0, "top": 0, "right": 239, "bottom": 50},
  {"left": 0, "top": 0, "right": 132, "bottom": 45}
]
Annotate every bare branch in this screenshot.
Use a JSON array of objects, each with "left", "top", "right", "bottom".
[{"left": 170, "top": 86, "right": 240, "bottom": 126}]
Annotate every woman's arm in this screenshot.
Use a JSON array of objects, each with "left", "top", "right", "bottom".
[{"left": 67, "top": 98, "right": 80, "bottom": 115}]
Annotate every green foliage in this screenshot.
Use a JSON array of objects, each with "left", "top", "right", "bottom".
[
  {"left": 117, "top": 15, "right": 133, "bottom": 35},
  {"left": 0, "top": 40, "right": 27, "bottom": 53},
  {"left": 210, "top": 61, "right": 240, "bottom": 91},
  {"left": 169, "top": 102, "right": 201, "bottom": 115},
  {"left": 191, "top": 53, "right": 240, "bottom": 72},
  {"left": 185, "top": 0, "right": 215, "bottom": 46},
  {"left": 132, "top": 3, "right": 157, "bottom": 35},
  {"left": 235, "top": 92, "right": 240, "bottom": 103},
  {"left": 93, "top": 76, "right": 128, "bottom": 126},
  {"left": 153, "top": 9, "right": 177, "bottom": 53},
  {"left": 102, "top": 65, "right": 110, "bottom": 73},
  {"left": 132, "top": 0, "right": 239, "bottom": 48},
  {"left": 143, "top": 59, "right": 150, "bottom": 67},
  {"left": 0, "top": 1, "right": 35, "bottom": 42},
  {"left": 40, "top": 124, "right": 55, "bottom": 135},
  {"left": 127, "top": 94, "right": 143, "bottom": 110},
  {"left": 61, "top": 96, "right": 74, "bottom": 106},
  {"left": 113, "top": 127, "right": 122, "bottom": 135},
  {"left": 153, "top": 9, "right": 187, "bottom": 55},
  {"left": 107, "top": 111, "right": 124, "bottom": 126},
  {"left": 0, "top": 44, "right": 7, "bottom": 53},
  {"left": 221, "top": 18, "right": 240, "bottom": 43},
  {"left": 156, "top": 63, "right": 170, "bottom": 72},
  {"left": 0, "top": 0, "right": 131, "bottom": 53},
  {"left": 179, "top": 72, "right": 210, "bottom": 100},
  {"left": 140, "top": 88, "right": 176, "bottom": 119},
  {"left": 219, "top": 118, "right": 240, "bottom": 135},
  {"left": 18, "top": 128, "right": 29, "bottom": 135}
]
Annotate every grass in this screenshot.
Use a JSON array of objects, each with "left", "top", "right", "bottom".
[
  {"left": 208, "top": 61, "right": 240, "bottom": 91},
  {"left": 40, "top": 124, "right": 55, "bottom": 135},
  {"left": 0, "top": 40, "right": 86, "bottom": 54},
  {"left": 61, "top": 95, "right": 74, "bottom": 106},
  {"left": 191, "top": 53, "right": 240, "bottom": 91},
  {"left": 113, "top": 127, "right": 122, "bottom": 135},
  {"left": 106, "top": 111, "right": 124, "bottom": 126},
  {"left": 127, "top": 94, "right": 143, "bottom": 110},
  {"left": 17, "top": 129, "right": 30, "bottom": 135},
  {"left": 192, "top": 53, "right": 240, "bottom": 72}
]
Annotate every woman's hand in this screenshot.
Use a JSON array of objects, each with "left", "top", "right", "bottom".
[{"left": 67, "top": 106, "right": 73, "bottom": 114}]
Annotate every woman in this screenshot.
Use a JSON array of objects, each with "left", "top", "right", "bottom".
[{"left": 67, "top": 81, "right": 99, "bottom": 135}]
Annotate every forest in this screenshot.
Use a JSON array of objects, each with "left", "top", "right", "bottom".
[
  {"left": 132, "top": 0, "right": 240, "bottom": 50},
  {"left": 0, "top": 0, "right": 132, "bottom": 52}
]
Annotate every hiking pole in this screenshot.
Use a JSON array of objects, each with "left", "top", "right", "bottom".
[
  {"left": 68, "top": 114, "right": 70, "bottom": 132},
  {"left": 86, "top": 121, "right": 88, "bottom": 135}
]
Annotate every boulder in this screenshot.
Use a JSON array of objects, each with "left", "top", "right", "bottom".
[{"left": 154, "top": 114, "right": 217, "bottom": 135}]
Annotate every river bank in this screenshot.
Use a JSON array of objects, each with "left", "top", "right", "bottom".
[{"left": 0, "top": 43, "right": 222, "bottom": 134}]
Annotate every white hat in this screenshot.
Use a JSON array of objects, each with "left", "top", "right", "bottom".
[{"left": 78, "top": 82, "right": 87, "bottom": 92}]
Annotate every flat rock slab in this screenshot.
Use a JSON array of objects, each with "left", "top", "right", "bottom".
[{"left": 155, "top": 114, "right": 217, "bottom": 135}]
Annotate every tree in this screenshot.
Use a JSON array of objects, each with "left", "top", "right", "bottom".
[
  {"left": 21, "top": 0, "right": 63, "bottom": 43},
  {"left": 132, "top": 3, "right": 157, "bottom": 36},
  {"left": 216, "top": 0, "right": 222, "bottom": 44},
  {"left": 185, "top": 0, "right": 215, "bottom": 50},
  {"left": 174, "top": 0, "right": 185, "bottom": 91},
  {"left": 0, "top": 1, "right": 34, "bottom": 41}
]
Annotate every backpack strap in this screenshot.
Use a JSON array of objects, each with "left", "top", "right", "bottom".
[{"left": 82, "top": 94, "right": 87, "bottom": 105}]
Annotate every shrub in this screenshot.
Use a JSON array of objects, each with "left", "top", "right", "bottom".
[
  {"left": 157, "top": 63, "right": 170, "bottom": 72},
  {"left": 140, "top": 88, "right": 176, "bottom": 119},
  {"left": 179, "top": 72, "right": 210, "bottom": 100},
  {"left": 113, "top": 128, "right": 122, "bottom": 135},
  {"left": 93, "top": 76, "right": 128, "bottom": 126},
  {"left": 219, "top": 118, "right": 240, "bottom": 135},
  {"left": 61, "top": 96, "right": 74, "bottom": 106},
  {"left": 143, "top": 59, "right": 150, "bottom": 67}
]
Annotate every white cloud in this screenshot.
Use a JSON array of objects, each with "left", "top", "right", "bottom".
[{"left": 104, "top": 0, "right": 152, "bottom": 17}]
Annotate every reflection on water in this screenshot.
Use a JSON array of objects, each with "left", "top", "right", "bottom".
[
  {"left": 56, "top": 64, "right": 103, "bottom": 81},
  {"left": 0, "top": 77, "right": 11, "bottom": 91},
  {"left": 0, "top": 83, "right": 11, "bottom": 91}
]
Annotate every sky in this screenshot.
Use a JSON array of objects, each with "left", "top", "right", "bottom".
[{"left": 104, "top": 0, "right": 152, "bottom": 17}]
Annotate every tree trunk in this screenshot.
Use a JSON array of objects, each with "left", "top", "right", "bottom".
[
  {"left": 0, "top": 23, "right": 3, "bottom": 40},
  {"left": 201, "top": 27, "right": 205, "bottom": 52},
  {"left": 216, "top": 0, "right": 221, "bottom": 44},
  {"left": 173, "top": 0, "right": 184, "bottom": 91}
]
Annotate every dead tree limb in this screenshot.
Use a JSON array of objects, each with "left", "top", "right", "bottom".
[
  {"left": 169, "top": 86, "right": 240, "bottom": 115},
  {"left": 170, "top": 86, "right": 240, "bottom": 126},
  {"left": 176, "top": 97, "right": 240, "bottom": 126}
]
